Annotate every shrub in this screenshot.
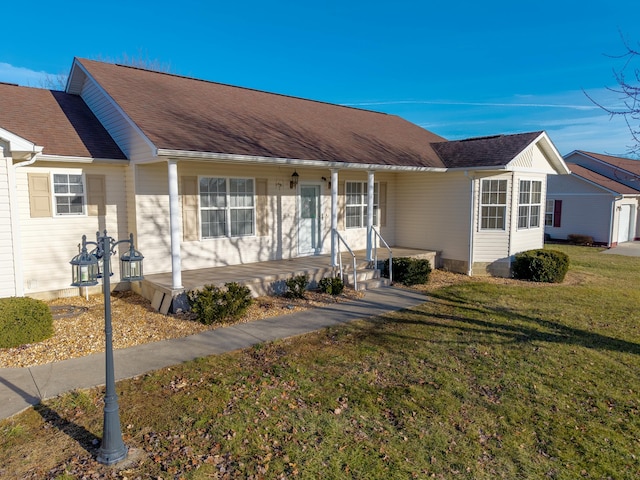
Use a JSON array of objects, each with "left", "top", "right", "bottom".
[
  {"left": 318, "top": 276, "right": 345, "bottom": 296},
  {"left": 0, "top": 297, "right": 53, "bottom": 348},
  {"left": 382, "top": 257, "right": 432, "bottom": 286},
  {"left": 285, "top": 274, "right": 309, "bottom": 299},
  {"left": 512, "top": 249, "right": 570, "bottom": 283},
  {"left": 567, "top": 234, "right": 594, "bottom": 245},
  {"left": 187, "top": 282, "right": 253, "bottom": 325}
]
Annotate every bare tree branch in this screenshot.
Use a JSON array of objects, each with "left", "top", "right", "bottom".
[{"left": 587, "top": 31, "right": 640, "bottom": 156}]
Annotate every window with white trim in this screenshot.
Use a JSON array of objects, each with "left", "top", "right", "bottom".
[
  {"left": 345, "top": 181, "right": 379, "bottom": 228},
  {"left": 53, "top": 173, "right": 85, "bottom": 215},
  {"left": 200, "top": 177, "right": 254, "bottom": 238},
  {"left": 518, "top": 180, "right": 542, "bottom": 229},
  {"left": 545, "top": 199, "right": 554, "bottom": 227},
  {"left": 480, "top": 179, "right": 507, "bottom": 230}
]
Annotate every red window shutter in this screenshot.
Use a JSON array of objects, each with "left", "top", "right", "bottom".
[{"left": 553, "top": 200, "right": 562, "bottom": 227}]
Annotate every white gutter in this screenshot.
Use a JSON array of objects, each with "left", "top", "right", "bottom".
[
  {"left": 8, "top": 149, "right": 42, "bottom": 296},
  {"left": 155, "top": 148, "right": 447, "bottom": 173}
]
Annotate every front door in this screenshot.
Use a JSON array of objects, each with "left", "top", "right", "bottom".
[
  {"left": 618, "top": 204, "right": 632, "bottom": 243},
  {"left": 299, "top": 185, "right": 321, "bottom": 254}
]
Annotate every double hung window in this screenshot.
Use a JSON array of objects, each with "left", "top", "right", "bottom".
[
  {"left": 480, "top": 179, "right": 507, "bottom": 230},
  {"left": 345, "top": 181, "right": 379, "bottom": 228},
  {"left": 200, "top": 177, "right": 254, "bottom": 238},
  {"left": 518, "top": 180, "right": 542, "bottom": 229},
  {"left": 53, "top": 173, "right": 85, "bottom": 215}
]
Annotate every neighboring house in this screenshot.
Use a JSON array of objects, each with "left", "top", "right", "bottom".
[
  {"left": 546, "top": 151, "right": 640, "bottom": 246},
  {"left": 0, "top": 58, "right": 569, "bottom": 308}
]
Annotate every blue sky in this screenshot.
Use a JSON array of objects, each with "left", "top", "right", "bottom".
[{"left": 2, "top": 0, "right": 638, "bottom": 156}]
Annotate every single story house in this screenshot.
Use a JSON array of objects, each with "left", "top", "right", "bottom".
[
  {"left": 546, "top": 150, "right": 640, "bottom": 246},
  {"left": 0, "top": 58, "right": 569, "bottom": 310}
]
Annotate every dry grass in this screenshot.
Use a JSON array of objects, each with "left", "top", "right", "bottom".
[{"left": 0, "top": 288, "right": 363, "bottom": 368}]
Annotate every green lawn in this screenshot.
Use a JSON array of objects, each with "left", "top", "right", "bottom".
[{"left": 1, "top": 245, "right": 639, "bottom": 479}]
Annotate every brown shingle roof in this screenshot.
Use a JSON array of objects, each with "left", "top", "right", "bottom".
[
  {"left": 431, "top": 132, "right": 543, "bottom": 168},
  {"left": 76, "top": 58, "right": 447, "bottom": 168},
  {"left": 0, "top": 83, "right": 126, "bottom": 160},
  {"left": 576, "top": 151, "right": 640, "bottom": 176},
  {"left": 567, "top": 163, "right": 640, "bottom": 194}
]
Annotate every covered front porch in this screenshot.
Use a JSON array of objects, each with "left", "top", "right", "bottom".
[{"left": 137, "top": 248, "right": 438, "bottom": 314}]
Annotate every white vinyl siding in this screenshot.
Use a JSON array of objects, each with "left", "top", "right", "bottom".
[
  {"left": 17, "top": 164, "right": 128, "bottom": 297},
  {"left": 0, "top": 158, "right": 16, "bottom": 297},
  {"left": 79, "top": 78, "right": 154, "bottom": 160},
  {"left": 517, "top": 180, "right": 542, "bottom": 229},
  {"left": 480, "top": 179, "right": 507, "bottom": 230},
  {"left": 395, "top": 171, "right": 469, "bottom": 263}
]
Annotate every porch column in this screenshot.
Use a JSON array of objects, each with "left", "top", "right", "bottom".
[
  {"left": 168, "top": 159, "right": 183, "bottom": 289},
  {"left": 366, "top": 170, "right": 375, "bottom": 262},
  {"left": 331, "top": 168, "right": 339, "bottom": 266}
]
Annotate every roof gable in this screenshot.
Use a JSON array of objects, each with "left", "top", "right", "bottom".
[
  {"left": 0, "top": 83, "right": 126, "bottom": 160},
  {"left": 574, "top": 150, "right": 640, "bottom": 177},
  {"left": 430, "top": 132, "right": 544, "bottom": 168},
  {"left": 74, "top": 58, "right": 447, "bottom": 168},
  {"left": 567, "top": 163, "right": 640, "bottom": 195}
]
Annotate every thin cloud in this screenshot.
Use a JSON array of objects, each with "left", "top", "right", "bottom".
[
  {"left": 0, "top": 62, "right": 54, "bottom": 87},
  {"left": 341, "top": 99, "right": 600, "bottom": 111}
]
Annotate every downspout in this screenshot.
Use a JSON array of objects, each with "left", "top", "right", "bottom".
[
  {"left": 467, "top": 172, "right": 475, "bottom": 276},
  {"left": 9, "top": 151, "right": 40, "bottom": 296}
]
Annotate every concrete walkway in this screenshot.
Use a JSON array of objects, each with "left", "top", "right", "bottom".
[
  {"left": 0, "top": 286, "right": 428, "bottom": 420},
  {"left": 602, "top": 241, "right": 640, "bottom": 257}
]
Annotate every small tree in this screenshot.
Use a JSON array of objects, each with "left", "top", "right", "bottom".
[{"left": 586, "top": 33, "right": 640, "bottom": 156}]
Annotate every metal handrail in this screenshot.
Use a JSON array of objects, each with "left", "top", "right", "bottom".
[
  {"left": 335, "top": 229, "right": 357, "bottom": 291},
  {"left": 371, "top": 227, "right": 393, "bottom": 284}
]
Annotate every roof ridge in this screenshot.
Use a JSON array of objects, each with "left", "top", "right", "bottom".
[{"left": 77, "top": 58, "right": 392, "bottom": 118}]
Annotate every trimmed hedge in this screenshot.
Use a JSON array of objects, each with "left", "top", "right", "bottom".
[
  {"left": 0, "top": 297, "right": 54, "bottom": 348},
  {"left": 187, "top": 282, "right": 253, "bottom": 325},
  {"left": 285, "top": 275, "right": 309, "bottom": 299},
  {"left": 318, "top": 276, "right": 345, "bottom": 296},
  {"left": 512, "top": 249, "right": 570, "bottom": 283},
  {"left": 383, "top": 257, "right": 432, "bottom": 286}
]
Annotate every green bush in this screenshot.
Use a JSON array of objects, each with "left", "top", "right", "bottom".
[
  {"left": 187, "top": 282, "right": 253, "bottom": 325},
  {"left": 0, "top": 297, "right": 54, "bottom": 348},
  {"left": 567, "top": 234, "right": 594, "bottom": 245},
  {"left": 382, "top": 257, "right": 432, "bottom": 286},
  {"left": 318, "top": 276, "right": 345, "bottom": 296},
  {"left": 284, "top": 274, "right": 309, "bottom": 299},
  {"left": 512, "top": 249, "right": 570, "bottom": 283}
]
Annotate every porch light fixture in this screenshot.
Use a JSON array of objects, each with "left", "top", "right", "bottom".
[
  {"left": 70, "top": 236, "right": 99, "bottom": 287},
  {"left": 290, "top": 170, "right": 299, "bottom": 189},
  {"left": 69, "top": 230, "right": 144, "bottom": 465}
]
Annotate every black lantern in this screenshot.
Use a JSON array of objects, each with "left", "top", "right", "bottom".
[
  {"left": 70, "top": 236, "right": 99, "bottom": 287},
  {"left": 120, "top": 234, "right": 144, "bottom": 281},
  {"left": 290, "top": 170, "right": 299, "bottom": 189}
]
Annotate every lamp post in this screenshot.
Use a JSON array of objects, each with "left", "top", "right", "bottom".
[{"left": 70, "top": 230, "right": 144, "bottom": 465}]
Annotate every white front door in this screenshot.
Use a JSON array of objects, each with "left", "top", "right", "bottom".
[
  {"left": 618, "top": 204, "right": 632, "bottom": 243},
  {"left": 299, "top": 185, "right": 321, "bottom": 254}
]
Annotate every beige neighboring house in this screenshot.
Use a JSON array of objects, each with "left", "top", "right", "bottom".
[
  {"left": 546, "top": 150, "right": 640, "bottom": 246},
  {"left": 0, "top": 58, "right": 569, "bottom": 309}
]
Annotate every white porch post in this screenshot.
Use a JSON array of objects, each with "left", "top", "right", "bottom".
[
  {"left": 167, "top": 159, "right": 183, "bottom": 289},
  {"left": 366, "top": 170, "right": 375, "bottom": 262},
  {"left": 331, "top": 168, "right": 339, "bottom": 266}
]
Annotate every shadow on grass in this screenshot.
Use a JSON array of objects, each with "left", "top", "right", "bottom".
[
  {"left": 358, "top": 290, "right": 640, "bottom": 356},
  {"left": 33, "top": 403, "right": 100, "bottom": 456}
]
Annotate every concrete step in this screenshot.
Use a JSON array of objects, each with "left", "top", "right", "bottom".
[{"left": 351, "top": 277, "right": 391, "bottom": 291}]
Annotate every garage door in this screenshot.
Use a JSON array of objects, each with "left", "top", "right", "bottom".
[{"left": 618, "top": 204, "right": 632, "bottom": 243}]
